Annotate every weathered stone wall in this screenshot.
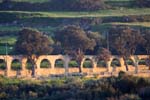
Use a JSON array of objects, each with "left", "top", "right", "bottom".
[{"left": 0, "top": 55, "right": 148, "bottom": 77}]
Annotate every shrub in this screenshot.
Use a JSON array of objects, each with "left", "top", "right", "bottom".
[
  {"left": 136, "top": 0, "right": 150, "bottom": 8},
  {"left": 139, "top": 87, "right": 150, "bottom": 99},
  {"left": 118, "top": 71, "right": 126, "bottom": 78},
  {"left": 0, "top": 0, "right": 108, "bottom": 11},
  {"left": 0, "top": 92, "right": 8, "bottom": 100}
]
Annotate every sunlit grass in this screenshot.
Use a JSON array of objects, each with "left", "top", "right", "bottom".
[
  {"left": 8, "top": 0, "right": 49, "bottom": 3},
  {"left": 0, "top": 36, "right": 16, "bottom": 44},
  {"left": 1, "top": 8, "right": 150, "bottom": 18},
  {"left": 111, "top": 22, "right": 150, "bottom": 27}
]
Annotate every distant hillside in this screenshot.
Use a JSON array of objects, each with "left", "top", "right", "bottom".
[{"left": 0, "top": 0, "right": 150, "bottom": 54}]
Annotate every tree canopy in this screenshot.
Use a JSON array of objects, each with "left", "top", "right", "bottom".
[
  {"left": 14, "top": 28, "right": 53, "bottom": 56},
  {"left": 55, "top": 25, "right": 96, "bottom": 54},
  {"left": 14, "top": 28, "right": 53, "bottom": 77},
  {"left": 55, "top": 25, "right": 97, "bottom": 72},
  {"left": 109, "top": 26, "right": 144, "bottom": 71}
]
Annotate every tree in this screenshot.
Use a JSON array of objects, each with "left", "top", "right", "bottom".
[
  {"left": 55, "top": 25, "right": 96, "bottom": 72},
  {"left": 136, "top": 0, "right": 150, "bottom": 7},
  {"left": 96, "top": 48, "right": 112, "bottom": 71},
  {"left": 143, "top": 30, "right": 150, "bottom": 69},
  {"left": 50, "top": 0, "right": 107, "bottom": 11},
  {"left": 109, "top": 26, "right": 144, "bottom": 71},
  {"left": 72, "top": 0, "right": 107, "bottom": 11},
  {"left": 14, "top": 28, "right": 53, "bottom": 77},
  {"left": 86, "top": 31, "right": 104, "bottom": 54}
]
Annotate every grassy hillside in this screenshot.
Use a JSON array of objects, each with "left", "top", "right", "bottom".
[
  {"left": 1, "top": 8, "right": 150, "bottom": 18},
  {"left": 0, "top": 0, "right": 150, "bottom": 54}
]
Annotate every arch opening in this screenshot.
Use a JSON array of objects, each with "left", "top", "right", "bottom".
[
  {"left": 126, "top": 58, "right": 134, "bottom": 65},
  {"left": 111, "top": 59, "right": 121, "bottom": 67},
  {"left": 40, "top": 59, "right": 51, "bottom": 68},
  {"left": 11, "top": 59, "right": 22, "bottom": 70},
  {"left": 69, "top": 59, "right": 78, "bottom": 68},
  {"left": 139, "top": 58, "right": 146, "bottom": 65},
  {"left": 55, "top": 59, "right": 64, "bottom": 68},
  {"left": 0, "top": 59, "right": 6, "bottom": 70},
  {"left": 83, "top": 58, "right": 93, "bottom": 68},
  {"left": 97, "top": 60, "right": 107, "bottom": 68}
]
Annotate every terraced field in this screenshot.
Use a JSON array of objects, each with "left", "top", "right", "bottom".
[{"left": 0, "top": 0, "right": 150, "bottom": 54}]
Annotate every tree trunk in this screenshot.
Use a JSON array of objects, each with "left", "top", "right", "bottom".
[
  {"left": 78, "top": 61, "right": 82, "bottom": 73},
  {"left": 77, "top": 48, "right": 83, "bottom": 73},
  {"left": 30, "top": 58, "right": 37, "bottom": 78},
  {"left": 123, "top": 57, "right": 128, "bottom": 71},
  {"left": 148, "top": 55, "right": 150, "bottom": 70},
  {"left": 134, "top": 55, "right": 139, "bottom": 73}
]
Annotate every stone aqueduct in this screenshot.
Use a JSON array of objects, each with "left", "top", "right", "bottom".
[{"left": 0, "top": 55, "right": 149, "bottom": 77}]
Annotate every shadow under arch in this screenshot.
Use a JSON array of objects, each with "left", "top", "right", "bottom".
[
  {"left": 11, "top": 59, "right": 22, "bottom": 70},
  {"left": 40, "top": 59, "right": 51, "bottom": 68},
  {"left": 111, "top": 58, "right": 121, "bottom": 67},
  {"left": 138, "top": 58, "right": 146, "bottom": 65},
  {"left": 55, "top": 59, "right": 64, "bottom": 68},
  {"left": 97, "top": 60, "right": 107, "bottom": 68},
  {"left": 0, "top": 59, "right": 6, "bottom": 70},
  {"left": 126, "top": 58, "right": 134, "bottom": 66},
  {"left": 83, "top": 58, "right": 93, "bottom": 68}
]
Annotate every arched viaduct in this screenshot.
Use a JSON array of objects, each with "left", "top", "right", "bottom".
[{"left": 0, "top": 55, "right": 149, "bottom": 77}]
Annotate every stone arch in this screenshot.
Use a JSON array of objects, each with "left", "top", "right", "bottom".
[
  {"left": 68, "top": 59, "right": 78, "bottom": 68},
  {"left": 111, "top": 58, "right": 121, "bottom": 67},
  {"left": 0, "top": 59, "right": 6, "bottom": 70},
  {"left": 83, "top": 58, "right": 93, "bottom": 68},
  {"left": 40, "top": 59, "right": 51, "bottom": 68},
  {"left": 11, "top": 59, "right": 22, "bottom": 70},
  {"left": 55, "top": 59, "right": 64, "bottom": 68}
]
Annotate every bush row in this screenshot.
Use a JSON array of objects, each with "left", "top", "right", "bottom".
[
  {"left": 0, "top": 0, "right": 107, "bottom": 11},
  {"left": 0, "top": 73, "right": 150, "bottom": 100}
]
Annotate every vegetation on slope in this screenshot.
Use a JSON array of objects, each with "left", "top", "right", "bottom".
[{"left": 0, "top": 73, "right": 150, "bottom": 100}]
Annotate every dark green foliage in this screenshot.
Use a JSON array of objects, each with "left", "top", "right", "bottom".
[
  {"left": 96, "top": 48, "right": 112, "bottom": 62},
  {"left": 55, "top": 25, "right": 96, "bottom": 53},
  {"left": 14, "top": 28, "right": 53, "bottom": 56},
  {"left": 11, "top": 59, "right": 21, "bottom": 70},
  {"left": 1, "top": 75, "right": 150, "bottom": 100},
  {"left": 0, "top": 59, "right": 6, "bottom": 70},
  {"left": 0, "top": 0, "right": 107, "bottom": 11},
  {"left": 139, "top": 87, "right": 150, "bottom": 99},
  {"left": 40, "top": 59, "right": 51, "bottom": 68},
  {"left": 136, "top": 0, "right": 150, "bottom": 8},
  {"left": 55, "top": 59, "right": 64, "bottom": 68},
  {"left": 14, "top": 28, "right": 53, "bottom": 77},
  {"left": 55, "top": 25, "right": 97, "bottom": 72}
]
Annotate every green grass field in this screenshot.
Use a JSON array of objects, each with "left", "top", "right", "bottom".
[{"left": 1, "top": 8, "right": 150, "bottom": 18}]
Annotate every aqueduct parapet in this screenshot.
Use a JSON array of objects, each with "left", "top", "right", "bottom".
[{"left": 0, "top": 55, "right": 148, "bottom": 77}]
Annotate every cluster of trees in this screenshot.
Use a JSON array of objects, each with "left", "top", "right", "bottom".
[
  {"left": 0, "top": 0, "right": 107, "bottom": 11},
  {"left": 109, "top": 26, "right": 150, "bottom": 71},
  {"left": 1, "top": 0, "right": 150, "bottom": 12},
  {"left": 136, "top": 0, "right": 150, "bottom": 7},
  {"left": 0, "top": 73, "right": 150, "bottom": 100},
  {"left": 13, "top": 25, "right": 150, "bottom": 77}
]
